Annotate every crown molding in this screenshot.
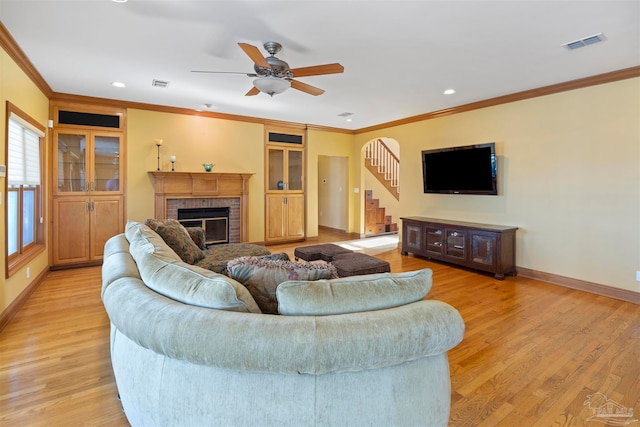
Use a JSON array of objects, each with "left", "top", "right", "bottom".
[
  {"left": 354, "top": 66, "right": 640, "bottom": 134},
  {"left": 0, "top": 22, "right": 52, "bottom": 97}
]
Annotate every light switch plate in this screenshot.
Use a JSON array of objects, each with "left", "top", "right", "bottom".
[{"left": 0, "top": 164, "right": 5, "bottom": 178}]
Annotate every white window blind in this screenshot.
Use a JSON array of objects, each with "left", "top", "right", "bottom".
[{"left": 8, "top": 113, "right": 44, "bottom": 186}]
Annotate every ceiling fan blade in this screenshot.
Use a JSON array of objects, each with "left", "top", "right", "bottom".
[
  {"left": 245, "top": 86, "right": 260, "bottom": 96},
  {"left": 191, "top": 70, "right": 258, "bottom": 77},
  {"left": 238, "top": 43, "right": 271, "bottom": 69},
  {"left": 290, "top": 79, "right": 325, "bottom": 96},
  {"left": 289, "top": 63, "right": 344, "bottom": 78}
]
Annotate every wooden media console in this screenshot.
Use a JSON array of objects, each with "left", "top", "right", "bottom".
[{"left": 401, "top": 216, "right": 518, "bottom": 280}]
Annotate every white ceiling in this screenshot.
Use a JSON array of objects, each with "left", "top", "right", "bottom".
[{"left": 1, "top": 0, "right": 638, "bottom": 130}]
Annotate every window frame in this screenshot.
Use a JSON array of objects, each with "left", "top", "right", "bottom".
[{"left": 5, "top": 101, "right": 46, "bottom": 278}]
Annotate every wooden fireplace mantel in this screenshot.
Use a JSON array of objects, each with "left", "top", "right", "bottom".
[{"left": 149, "top": 172, "right": 254, "bottom": 242}]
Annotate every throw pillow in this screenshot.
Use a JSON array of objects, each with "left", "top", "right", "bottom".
[
  {"left": 227, "top": 257, "right": 337, "bottom": 314},
  {"left": 185, "top": 226, "right": 207, "bottom": 250},
  {"left": 276, "top": 268, "right": 433, "bottom": 316},
  {"left": 145, "top": 219, "right": 205, "bottom": 264}
]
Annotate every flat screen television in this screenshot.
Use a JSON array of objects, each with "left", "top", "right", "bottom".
[{"left": 422, "top": 142, "right": 497, "bottom": 195}]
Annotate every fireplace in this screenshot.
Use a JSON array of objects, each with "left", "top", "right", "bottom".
[
  {"left": 178, "top": 207, "right": 230, "bottom": 245},
  {"left": 149, "top": 172, "right": 253, "bottom": 243}
]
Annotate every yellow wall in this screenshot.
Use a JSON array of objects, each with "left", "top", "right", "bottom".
[
  {"left": 126, "top": 109, "right": 266, "bottom": 242},
  {"left": 306, "top": 130, "right": 356, "bottom": 237},
  {"left": 355, "top": 78, "right": 640, "bottom": 292},
  {"left": 0, "top": 48, "right": 50, "bottom": 314}
]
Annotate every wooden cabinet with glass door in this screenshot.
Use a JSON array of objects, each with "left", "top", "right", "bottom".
[
  {"left": 264, "top": 128, "right": 305, "bottom": 243},
  {"left": 51, "top": 107, "right": 125, "bottom": 266}
]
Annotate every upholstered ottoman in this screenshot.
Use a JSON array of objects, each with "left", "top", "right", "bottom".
[
  {"left": 294, "top": 243, "right": 353, "bottom": 262},
  {"left": 330, "top": 252, "right": 391, "bottom": 277}
]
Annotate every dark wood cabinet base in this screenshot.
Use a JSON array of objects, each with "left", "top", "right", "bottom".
[{"left": 401, "top": 217, "right": 518, "bottom": 280}]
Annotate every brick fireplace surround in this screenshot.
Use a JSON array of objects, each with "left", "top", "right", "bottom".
[{"left": 149, "top": 172, "right": 253, "bottom": 243}]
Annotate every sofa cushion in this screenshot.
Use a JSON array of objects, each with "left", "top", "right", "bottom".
[
  {"left": 276, "top": 268, "right": 433, "bottom": 316},
  {"left": 144, "top": 219, "right": 205, "bottom": 264},
  {"left": 227, "top": 257, "right": 338, "bottom": 314},
  {"left": 136, "top": 251, "right": 262, "bottom": 313}
]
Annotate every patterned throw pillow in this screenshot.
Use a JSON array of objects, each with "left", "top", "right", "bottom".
[
  {"left": 185, "top": 227, "right": 207, "bottom": 250},
  {"left": 144, "top": 219, "right": 205, "bottom": 264},
  {"left": 227, "top": 257, "right": 337, "bottom": 314}
]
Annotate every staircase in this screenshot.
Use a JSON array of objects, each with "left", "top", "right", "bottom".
[
  {"left": 365, "top": 190, "right": 398, "bottom": 236},
  {"left": 364, "top": 139, "right": 399, "bottom": 201}
]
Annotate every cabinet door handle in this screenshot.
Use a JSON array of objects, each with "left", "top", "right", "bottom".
[{"left": 85, "top": 201, "right": 90, "bottom": 211}]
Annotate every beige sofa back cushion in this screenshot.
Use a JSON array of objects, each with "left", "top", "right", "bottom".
[
  {"left": 277, "top": 268, "right": 433, "bottom": 316},
  {"left": 126, "top": 221, "right": 261, "bottom": 313},
  {"left": 126, "top": 221, "right": 182, "bottom": 263}
]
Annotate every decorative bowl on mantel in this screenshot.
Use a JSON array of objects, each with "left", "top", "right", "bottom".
[{"left": 202, "top": 163, "right": 215, "bottom": 172}]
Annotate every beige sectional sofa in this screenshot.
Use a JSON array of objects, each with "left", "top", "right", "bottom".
[{"left": 101, "top": 221, "right": 465, "bottom": 427}]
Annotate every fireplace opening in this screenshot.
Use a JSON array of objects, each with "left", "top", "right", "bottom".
[{"left": 177, "top": 207, "right": 230, "bottom": 245}]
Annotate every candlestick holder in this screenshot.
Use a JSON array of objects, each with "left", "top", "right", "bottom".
[
  {"left": 170, "top": 157, "right": 176, "bottom": 172},
  {"left": 156, "top": 143, "right": 162, "bottom": 171}
]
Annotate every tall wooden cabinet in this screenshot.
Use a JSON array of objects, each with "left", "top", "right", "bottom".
[
  {"left": 264, "top": 127, "right": 305, "bottom": 243},
  {"left": 51, "top": 103, "right": 126, "bottom": 267}
]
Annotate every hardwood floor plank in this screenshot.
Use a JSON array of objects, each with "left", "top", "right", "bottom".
[{"left": 0, "top": 231, "right": 638, "bottom": 426}]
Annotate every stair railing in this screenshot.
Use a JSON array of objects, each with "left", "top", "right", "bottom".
[{"left": 364, "top": 139, "right": 400, "bottom": 199}]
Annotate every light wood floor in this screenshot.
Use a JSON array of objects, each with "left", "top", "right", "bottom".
[{"left": 1, "top": 230, "right": 638, "bottom": 426}]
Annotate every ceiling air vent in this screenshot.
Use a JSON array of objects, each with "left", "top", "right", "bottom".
[
  {"left": 152, "top": 79, "right": 170, "bottom": 88},
  {"left": 562, "top": 33, "right": 605, "bottom": 50}
]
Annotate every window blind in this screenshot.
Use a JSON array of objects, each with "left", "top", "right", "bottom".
[{"left": 8, "top": 114, "right": 44, "bottom": 186}]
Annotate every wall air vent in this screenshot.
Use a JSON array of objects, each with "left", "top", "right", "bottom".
[
  {"left": 562, "top": 33, "right": 605, "bottom": 50},
  {"left": 152, "top": 79, "right": 170, "bottom": 88}
]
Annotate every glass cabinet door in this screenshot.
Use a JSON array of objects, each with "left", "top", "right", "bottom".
[
  {"left": 55, "top": 131, "right": 122, "bottom": 194},
  {"left": 267, "top": 147, "right": 285, "bottom": 191},
  {"left": 56, "top": 131, "right": 88, "bottom": 193},
  {"left": 445, "top": 229, "right": 466, "bottom": 259},
  {"left": 93, "top": 133, "right": 121, "bottom": 192},
  {"left": 287, "top": 149, "right": 303, "bottom": 191},
  {"left": 267, "top": 146, "right": 303, "bottom": 192}
]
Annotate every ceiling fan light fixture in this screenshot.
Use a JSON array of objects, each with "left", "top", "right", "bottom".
[{"left": 253, "top": 76, "right": 290, "bottom": 96}]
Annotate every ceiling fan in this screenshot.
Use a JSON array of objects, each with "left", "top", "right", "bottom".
[{"left": 192, "top": 41, "right": 344, "bottom": 97}]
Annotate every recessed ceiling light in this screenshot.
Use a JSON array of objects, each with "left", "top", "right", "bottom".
[
  {"left": 346, "top": 118, "right": 353, "bottom": 122},
  {"left": 112, "top": 0, "right": 128, "bottom": 3},
  {"left": 111, "top": 81, "right": 126, "bottom": 88},
  {"left": 443, "top": 89, "right": 456, "bottom": 95}
]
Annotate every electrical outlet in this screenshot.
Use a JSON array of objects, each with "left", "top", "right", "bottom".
[
  {"left": 636, "top": 271, "right": 640, "bottom": 282},
  {"left": 26, "top": 267, "right": 30, "bottom": 279}
]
